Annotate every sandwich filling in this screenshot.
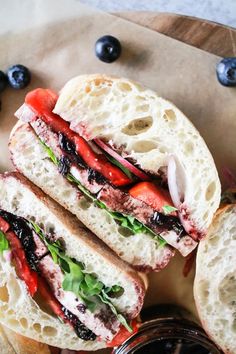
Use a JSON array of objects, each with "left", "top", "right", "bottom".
[
  {"left": 0, "top": 210, "right": 132, "bottom": 344},
  {"left": 15, "top": 89, "right": 198, "bottom": 256}
]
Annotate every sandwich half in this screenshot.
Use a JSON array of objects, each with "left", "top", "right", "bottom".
[
  {"left": 0, "top": 172, "right": 145, "bottom": 350},
  {"left": 194, "top": 204, "right": 236, "bottom": 354},
  {"left": 10, "top": 74, "right": 221, "bottom": 271}
]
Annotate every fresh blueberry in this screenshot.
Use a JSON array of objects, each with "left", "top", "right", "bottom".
[
  {"left": 7, "top": 64, "right": 31, "bottom": 89},
  {"left": 216, "top": 57, "right": 236, "bottom": 87},
  {"left": 0, "top": 71, "right": 8, "bottom": 92},
  {"left": 95, "top": 35, "right": 121, "bottom": 63}
]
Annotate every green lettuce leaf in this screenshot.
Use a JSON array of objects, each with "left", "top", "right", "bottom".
[
  {"left": 41, "top": 140, "right": 59, "bottom": 165},
  {"left": 30, "top": 221, "right": 130, "bottom": 329},
  {"left": 41, "top": 140, "right": 166, "bottom": 246},
  {"left": 98, "top": 290, "right": 132, "bottom": 333},
  {"left": 103, "top": 153, "right": 133, "bottom": 180},
  {"left": 162, "top": 205, "right": 178, "bottom": 215},
  {"left": 0, "top": 231, "right": 9, "bottom": 253}
]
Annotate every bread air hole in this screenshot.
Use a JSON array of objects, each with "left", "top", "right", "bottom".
[
  {"left": 90, "top": 87, "right": 109, "bottom": 97},
  {"left": 122, "top": 103, "right": 129, "bottom": 112},
  {"left": 20, "top": 317, "right": 28, "bottom": 329},
  {"left": 43, "top": 326, "right": 57, "bottom": 337},
  {"left": 33, "top": 323, "right": 42, "bottom": 333},
  {"left": 184, "top": 141, "right": 194, "bottom": 155},
  {"left": 163, "top": 109, "right": 177, "bottom": 127},
  {"left": 62, "top": 189, "right": 74, "bottom": 199},
  {"left": 136, "top": 104, "right": 150, "bottom": 112},
  {"left": 203, "top": 211, "right": 209, "bottom": 221},
  {"left": 45, "top": 222, "right": 55, "bottom": 235},
  {"left": 205, "top": 181, "right": 216, "bottom": 201},
  {"left": 0, "top": 285, "right": 9, "bottom": 302},
  {"left": 131, "top": 140, "right": 157, "bottom": 153},
  {"left": 208, "top": 255, "right": 221, "bottom": 267},
  {"left": 7, "top": 309, "right": 14, "bottom": 316},
  {"left": 198, "top": 280, "right": 210, "bottom": 301},
  {"left": 8, "top": 275, "right": 22, "bottom": 302},
  {"left": 208, "top": 234, "right": 220, "bottom": 247},
  {"left": 122, "top": 116, "right": 153, "bottom": 136},
  {"left": 22, "top": 146, "right": 35, "bottom": 156},
  {"left": 219, "top": 274, "right": 236, "bottom": 306},
  {"left": 230, "top": 226, "right": 236, "bottom": 239},
  {"left": 232, "top": 318, "right": 236, "bottom": 332},
  {"left": 78, "top": 198, "right": 92, "bottom": 210},
  {"left": 117, "top": 82, "right": 132, "bottom": 92},
  {"left": 8, "top": 319, "right": 19, "bottom": 329}
]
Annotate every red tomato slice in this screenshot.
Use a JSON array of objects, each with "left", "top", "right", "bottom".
[
  {"left": 107, "top": 320, "right": 139, "bottom": 348},
  {"left": 73, "top": 136, "right": 132, "bottom": 186},
  {"left": 129, "top": 182, "right": 175, "bottom": 214},
  {"left": 0, "top": 216, "right": 10, "bottom": 233},
  {"left": 37, "top": 276, "right": 68, "bottom": 322},
  {"left": 25, "top": 89, "right": 132, "bottom": 186},
  {"left": 5, "top": 230, "right": 38, "bottom": 297}
]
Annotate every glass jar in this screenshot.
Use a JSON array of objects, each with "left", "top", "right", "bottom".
[{"left": 113, "top": 305, "right": 222, "bottom": 354}]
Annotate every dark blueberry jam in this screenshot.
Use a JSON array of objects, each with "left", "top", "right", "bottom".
[
  {"left": 58, "top": 132, "right": 107, "bottom": 185},
  {"left": 0, "top": 209, "right": 38, "bottom": 271},
  {"left": 113, "top": 305, "right": 222, "bottom": 354},
  {"left": 58, "top": 132, "right": 86, "bottom": 169},
  {"left": 134, "top": 339, "right": 211, "bottom": 354},
  {"left": 88, "top": 168, "right": 107, "bottom": 185},
  {"left": 58, "top": 132, "right": 76, "bottom": 154},
  {"left": 77, "top": 303, "right": 86, "bottom": 313},
  {"left": 58, "top": 155, "right": 71, "bottom": 176},
  {"left": 61, "top": 306, "right": 96, "bottom": 341},
  {"left": 151, "top": 212, "right": 186, "bottom": 238}
]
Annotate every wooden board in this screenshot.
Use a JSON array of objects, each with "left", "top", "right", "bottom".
[
  {"left": 116, "top": 12, "right": 236, "bottom": 57},
  {"left": 2, "top": 12, "right": 235, "bottom": 354}
]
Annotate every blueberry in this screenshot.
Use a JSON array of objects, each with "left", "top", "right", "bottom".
[
  {"left": 95, "top": 35, "right": 121, "bottom": 63},
  {"left": 7, "top": 64, "right": 31, "bottom": 89},
  {"left": 0, "top": 71, "right": 7, "bottom": 92},
  {"left": 216, "top": 57, "right": 236, "bottom": 87}
]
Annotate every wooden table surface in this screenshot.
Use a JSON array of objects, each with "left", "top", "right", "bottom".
[{"left": 117, "top": 12, "right": 236, "bottom": 57}]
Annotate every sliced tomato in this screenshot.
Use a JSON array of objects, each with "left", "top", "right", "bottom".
[
  {"left": 25, "top": 88, "right": 58, "bottom": 118},
  {"left": 129, "top": 182, "right": 175, "bottom": 214},
  {"left": 25, "top": 89, "right": 132, "bottom": 186},
  {"left": 0, "top": 216, "right": 10, "bottom": 233},
  {"left": 73, "top": 136, "right": 132, "bottom": 186},
  {"left": 5, "top": 230, "right": 38, "bottom": 296},
  {"left": 37, "top": 276, "right": 68, "bottom": 322},
  {"left": 107, "top": 320, "right": 139, "bottom": 348}
]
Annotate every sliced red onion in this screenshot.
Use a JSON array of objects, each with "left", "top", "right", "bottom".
[
  {"left": 3, "top": 250, "right": 12, "bottom": 262},
  {"left": 94, "top": 139, "right": 150, "bottom": 181},
  {"left": 168, "top": 155, "right": 197, "bottom": 237},
  {"left": 15, "top": 103, "right": 35, "bottom": 122},
  {"left": 167, "top": 155, "right": 181, "bottom": 207}
]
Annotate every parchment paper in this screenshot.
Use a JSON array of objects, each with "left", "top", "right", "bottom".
[{"left": 0, "top": 1, "right": 236, "bottom": 352}]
